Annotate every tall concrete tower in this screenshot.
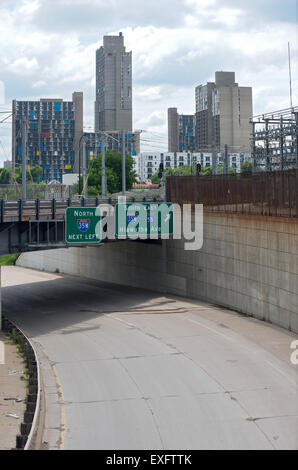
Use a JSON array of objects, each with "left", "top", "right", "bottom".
[
  {"left": 168, "top": 108, "right": 195, "bottom": 152},
  {"left": 95, "top": 32, "right": 132, "bottom": 132},
  {"left": 195, "top": 71, "right": 252, "bottom": 152},
  {"left": 168, "top": 107, "right": 179, "bottom": 152}
]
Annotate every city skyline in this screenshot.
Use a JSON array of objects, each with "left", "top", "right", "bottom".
[{"left": 0, "top": 0, "right": 297, "bottom": 164}]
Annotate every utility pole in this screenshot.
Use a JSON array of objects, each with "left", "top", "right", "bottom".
[
  {"left": 101, "top": 134, "right": 106, "bottom": 198},
  {"left": 22, "top": 116, "right": 27, "bottom": 201},
  {"left": 288, "top": 42, "right": 293, "bottom": 110},
  {"left": 193, "top": 160, "right": 196, "bottom": 176},
  {"left": 265, "top": 119, "right": 271, "bottom": 172},
  {"left": 280, "top": 116, "right": 284, "bottom": 171},
  {"left": 162, "top": 176, "right": 166, "bottom": 202},
  {"left": 212, "top": 140, "right": 217, "bottom": 175},
  {"left": 295, "top": 112, "right": 298, "bottom": 169},
  {"left": 82, "top": 139, "right": 87, "bottom": 198},
  {"left": 122, "top": 131, "right": 126, "bottom": 196},
  {"left": 223, "top": 144, "right": 229, "bottom": 175},
  {"left": 252, "top": 122, "right": 257, "bottom": 173}
]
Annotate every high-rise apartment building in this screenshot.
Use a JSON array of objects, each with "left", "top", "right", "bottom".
[
  {"left": 95, "top": 32, "right": 132, "bottom": 133},
  {"left": 178, "top": 114, "right": 195, "bottom": 152},
  {"left": 12, "top": 93, "right": 83, "bottom": 182},
  {"left": 168, "top": 108, "right": 195, "bottom": 152},
  {"left": 195, "top": 72, "right": 252, "bottom": 152},
  {"left": 195, "top": 82, "right": 215, "bottom": 151}
]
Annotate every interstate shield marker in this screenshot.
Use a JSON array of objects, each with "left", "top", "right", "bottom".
[{"left": 66, "top": 207, "right": 101, "bottom": 244}]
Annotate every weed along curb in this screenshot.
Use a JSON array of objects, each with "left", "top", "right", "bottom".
[{"left": 2, "top": 317, "right": 41, "bottom": 450}]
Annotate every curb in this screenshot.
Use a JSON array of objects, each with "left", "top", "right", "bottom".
[{"left": 2, "top": 317, "right": 41, "bottom": 451}]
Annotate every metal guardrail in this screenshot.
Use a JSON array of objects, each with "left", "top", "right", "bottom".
[
  {"left": 166, "top": 169, "right": 298, "bottom": 218},
  {"left": 2, "top": 317, "right": 40, "bottom": 450},
  {"left": 0, "top": 196, "right": 163, "bottom": 222}
]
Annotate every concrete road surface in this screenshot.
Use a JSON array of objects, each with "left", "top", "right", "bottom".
[{"left": 2, "top": 266, "right": 298, "bottom": 450}]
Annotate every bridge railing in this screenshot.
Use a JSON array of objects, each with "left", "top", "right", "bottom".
[
  {"left": 166, "top": 169, "right": 298, "bottom": 218},
  {"left": 0, "top": 196, "right": 164, "bottom": 221}
]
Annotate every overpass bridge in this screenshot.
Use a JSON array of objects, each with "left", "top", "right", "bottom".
[
  {"left": 0, "top": 197, "right": 163, "bottom": 255},
  {"left": 1, "top": 169, "right": 297, "bottom": 254}
]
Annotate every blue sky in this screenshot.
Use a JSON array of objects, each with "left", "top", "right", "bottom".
[{"left": 0, "top": 0, "right": 297, "bottom": 161}]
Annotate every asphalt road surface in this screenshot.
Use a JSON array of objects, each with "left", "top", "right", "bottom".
[{"left": 2, "top": 266, "right": 298, "bottom": 450}]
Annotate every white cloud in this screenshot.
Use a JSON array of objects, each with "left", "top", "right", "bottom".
[
  {"left": 32, "top": 80, "right": 47, "bottom": 88},
  {"left": 0, "top": 0, "right": 297, "bottom": 155},
  {"left": 19, "top": 0, "right": 40, "bottom": 15},
  {"left": 9, "top": 57, "right": 39, "bottom": 75}
]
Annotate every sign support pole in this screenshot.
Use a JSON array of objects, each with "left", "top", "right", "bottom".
[
  {"left": 122, "top": 131, "right": 126, "bottom": 196},
  {"left": 22, "top": 117, "right": 27, "bottom": 201},
  {"left": 83, "top": 139, "right": 87, "bottom": 198},
  {"left": 102, "top": 134, "right": 106, "bottom": 199}
]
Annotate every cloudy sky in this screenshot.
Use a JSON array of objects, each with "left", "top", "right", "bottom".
[{"left": 0, "top": 0, "right": 297, "bottom": 162}]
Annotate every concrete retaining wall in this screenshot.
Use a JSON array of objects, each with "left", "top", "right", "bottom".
[{"left": 17, "top": 213, "right": 298, "bottom": 333}]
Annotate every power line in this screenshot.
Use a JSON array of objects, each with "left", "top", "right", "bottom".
[
  {"left": 0, "top": 113, "right": 12, "bottom": 123},
  {"left": 0, "top": 140, "right": 8, "bottom": 160},
  {"left": 142, "top": 130, "right": 168, "bottom": 139}
]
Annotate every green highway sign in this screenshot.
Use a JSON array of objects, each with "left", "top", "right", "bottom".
[
  {"left": 116, "top": 203, "right": 174, "bottom": 238},
  {"left": 65, "top": 207, "right": 101, "bottom": 244}
]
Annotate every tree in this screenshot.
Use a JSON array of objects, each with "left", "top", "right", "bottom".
[
  {"left": 29, "top": 165, "right": 43, "bottom": 183},
  {"left": 241, "top": 161, "right": 252, "bottom": 174},
  {"left": 150, "top": 172, "right": 161, "bottom": 184},
  {"left": 0, "top": 168, "right": 11, "bottom": 184},
  {"left": 172, "top": 165, "right": 193, "bottom": 176},
  {"left": 217, "top": 164, "right": 235, "bottom": 175},
  {"left": 217, "top": 164, "right": 223, "bottom": 175},
  {"left": 12, "top": 165, "right": 43, "bottom": 184},
  {"left": 86, "top": 150, "right": 136, "bottom": 195},
  {"left": 201, "top": 166, "right": 212, "bottom": 176}
]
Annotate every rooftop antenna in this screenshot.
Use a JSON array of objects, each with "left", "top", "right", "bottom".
[{"left": 288, "top": 42, "right": 293, "bottom": 109}]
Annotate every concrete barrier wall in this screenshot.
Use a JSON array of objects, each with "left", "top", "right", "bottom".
[{"left": 17, "top": 213, "right": 298, "bottom": 333}]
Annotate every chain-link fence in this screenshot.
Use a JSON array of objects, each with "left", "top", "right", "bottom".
[
  {"left": 0, "top": 184, "right": 77, "bottom": 201},
  {"left": 166, "top": 169, "right": 298, "bottom": 218}
]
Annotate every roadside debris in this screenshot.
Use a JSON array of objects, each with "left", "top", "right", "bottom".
[
  {"left": 8, "top": 370, "right": 24, "bottom": 376},
  {"left": 4, "top": 398, "right": 23, "bottom": 403}
]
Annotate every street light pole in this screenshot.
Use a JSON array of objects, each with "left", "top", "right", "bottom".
[
  {"left": 82, "top": 139, "right": 87, "bottom": 198},
  {"left": 101, "top": 133, "right": 106, "bottom": 198},
  {"left": 212, "top": 140, "right": 217, "bottom": 175},
  {"left": 78, "top": 137, "right": 82, "bottom": 195},
  {"left": 223, "top": 144, "right": 229, "bottom": 175},
  {"left": 22, "top": 116, "right": 27, "bottom": 201},
  {"left": 122, "top": 130, "right": 126, "bottom": 196}
]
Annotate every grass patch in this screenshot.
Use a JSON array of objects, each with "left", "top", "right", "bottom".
[
  {"left": 0, "top": 253, "right": 20, "bottom": 266},
  {"left": 6, "top": 329, "right": 29, "bottom": 385}
]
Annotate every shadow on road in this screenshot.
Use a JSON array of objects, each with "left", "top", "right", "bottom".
[{"left": 2, "top": 272, "right": 193, "bottom": 338}]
